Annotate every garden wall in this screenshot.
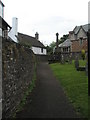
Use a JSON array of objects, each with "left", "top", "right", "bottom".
[
  {"left": 2, "top": 38, "right": 35, "bottom": 118},
  {"left": 36, "top": 54, "right": 49, "bottom": 62},
  {"left": 61, "top": 52, "right": 87, "bottom": 61}
]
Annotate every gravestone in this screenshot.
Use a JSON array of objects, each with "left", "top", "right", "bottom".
[
  {"left": 75, "top": 56, "right": 79, "bottom": 70},
  {"left": 61, "top": 54, "right": 65, "bottom": 64},
  {"left": 85, "top": 53, "right": 88, "bottom": 76},
  {"left": 69, "top": 54, "right": 72, "bottom": 64}
]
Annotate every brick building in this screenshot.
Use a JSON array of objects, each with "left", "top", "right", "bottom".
[{"left": 69, "top": 24, "right": 90, "bottom": 52}]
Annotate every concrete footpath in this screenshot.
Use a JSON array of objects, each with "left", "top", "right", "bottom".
[{"left": 16, "top": 62, "right": 82, "bottom": 118}]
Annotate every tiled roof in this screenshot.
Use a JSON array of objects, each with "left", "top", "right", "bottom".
[
  {"left": 0, "top": 0, "right": 4, "bottom": 7},
  {"left": 0, "top": 16, "right": 11, "bottom": 29},
  {"left": 58, "top": 39, "right": 71, "bottom": 48},
  {"left": 18, "top": 33, "right": 46, "bottom": 48},
  {"left": 73, "top": 24, "right": 90, "bottom": 34}
]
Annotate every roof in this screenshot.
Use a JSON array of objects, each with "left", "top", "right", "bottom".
[
  {"left": 18, "top": 33, "right": 46, "bottom": 48},
  {"left": 58, "top": 39, "right": 71, "bottom": 48},
  {"left": 0, "top": 16, "right": 11, "bottom": 29},
  {"left": 0, "top": 0, "right": 4, "bottom": 7},
  {"left": 73, "top": 24, "right": 90, "bottom": 35}
]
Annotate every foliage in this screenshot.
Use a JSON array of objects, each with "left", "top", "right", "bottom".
[
  {"left": 46, "top": 45, "right": 53, "bottom": 55},
  {"left": 81, "top": 49, "right": 85, "bottom": 60},
  {"left": 50, "top": 60, "right": 88, "bottom": 118},
  {"left": 49, "top": 41, "right": 56, "bottom": 48},
  {"left": 89, "top": 96, "right": 90, "bottom": 119},
  {"left": 79, "top": 59, "right": 86, "bottom": 66},
  {"left": 60, "top": 34, "right": 69, "bottom": 42},
  {"left": 46, "top": 41, "right": 56, "bottom": 54}
]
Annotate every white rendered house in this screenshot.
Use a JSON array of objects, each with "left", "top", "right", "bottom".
[{"left": 18, "top": 32, "right": 47, "bottom": 55}]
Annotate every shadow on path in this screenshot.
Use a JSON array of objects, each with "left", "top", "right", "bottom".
[{"left": 16, "top": 62, "right": 82, "bottom": 118}]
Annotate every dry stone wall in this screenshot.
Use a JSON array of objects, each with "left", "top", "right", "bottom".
[{"left": 2, "top": 38, "right": 35, "bottom": 118}]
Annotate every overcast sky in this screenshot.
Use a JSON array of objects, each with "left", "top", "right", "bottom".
[{"left": 3, "top": 0, "right": 89, "bottom": 46}]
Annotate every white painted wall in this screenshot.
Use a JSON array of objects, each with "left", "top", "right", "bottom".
[
  {"left": 0, "top": 2, "right": 4, "bottom": 18},
  {"left": 8, "top": 17, "right": 18, "bottom": 43},
  {"left": 32, "top": 47, "right": 47, "bottom": 55}
]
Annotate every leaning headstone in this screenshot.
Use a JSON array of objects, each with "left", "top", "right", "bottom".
[{"left": 75, "top": 56, "right": 79, "bottom": 70}]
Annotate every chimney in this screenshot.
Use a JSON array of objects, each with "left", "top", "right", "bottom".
[
  {"left": 8, "top": 17, "right": 18, "bottom": 43},
  {"left": 12, "top": 17, "right": 18, "bottom": 36},
  {"left": 56, "top": 32, "right": 59, "bottom": 48},
  {"left": 35, "top": 32, "right": 39, "bottom": 40}
]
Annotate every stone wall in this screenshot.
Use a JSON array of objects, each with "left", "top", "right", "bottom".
[
  {"left": 0, "top": 37, "right": 2, "bottom": 119},
  {"left": 36, "top": 54, "right": 49, "bottom": 62},
  {"left": 2, "top": 38, "right": 35, "bottom": 118}
]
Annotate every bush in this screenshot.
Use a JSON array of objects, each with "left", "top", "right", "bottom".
[{"left": 81, "top": 49, "right": 85, "bottom": 60}]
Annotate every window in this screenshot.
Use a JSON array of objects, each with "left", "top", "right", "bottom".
[
  {"left": 41, "top": 48, "right": 43, "bottom": 53},
  {"left": 4, "top": 30, "right": 8, "bottom": 38},
  {"left": 80, "top": 37, "right": 83, "bottom": 45}
]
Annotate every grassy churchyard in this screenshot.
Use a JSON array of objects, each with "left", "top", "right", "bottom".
[{"left": 50, "top": 60, "right": 88, "bottom": 118}]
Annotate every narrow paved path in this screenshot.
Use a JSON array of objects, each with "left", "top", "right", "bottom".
[{"left": 16, "top": 62, "right": 81, "bottom": 118}]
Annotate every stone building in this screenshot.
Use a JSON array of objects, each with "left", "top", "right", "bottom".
[
  {"left": 54, "top": 24, "right": 89, "bottom": 55},
  {"left": 69, "top": 24, "right": 90, "bottom": 52},
  {"left": 58, "top": 39, "right": 72, "bottom": 53}
]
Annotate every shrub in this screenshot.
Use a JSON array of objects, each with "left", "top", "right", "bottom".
[{"left": 81, "top": 49, "right": 85, "bottom": 60}]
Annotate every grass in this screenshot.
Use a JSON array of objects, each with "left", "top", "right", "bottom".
[
  {"left": 50, "top": 60, "right": 88, "bottom": 118},
  {"left": 89, "top": 96, "right": 90, "bottom": 119},
  {"left": 79, "top": 59, "right": 87, "bottom": 66},
  {"left": 13, "top": 63, "right": 37, "bottom": 118}
]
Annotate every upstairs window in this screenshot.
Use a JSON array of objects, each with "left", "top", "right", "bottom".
[{"left": 80, "top": 37, "right": 83, "bottom": 45}]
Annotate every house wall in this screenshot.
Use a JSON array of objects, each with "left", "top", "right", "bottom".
[
  {"left": 77, "top": 28, "right": 87, "bottom": 39},
  {"left": 70, "top": 27, "right": 88, "bottom": 52},
  {"left": 71, "top": 39, "right": 87, "bottom": 52},
  {"left": 69, "top": 33, "right": 76, "bottom": 40},
  {"left": 32, "top": 46, "right": 47, "bottom": 55}
]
